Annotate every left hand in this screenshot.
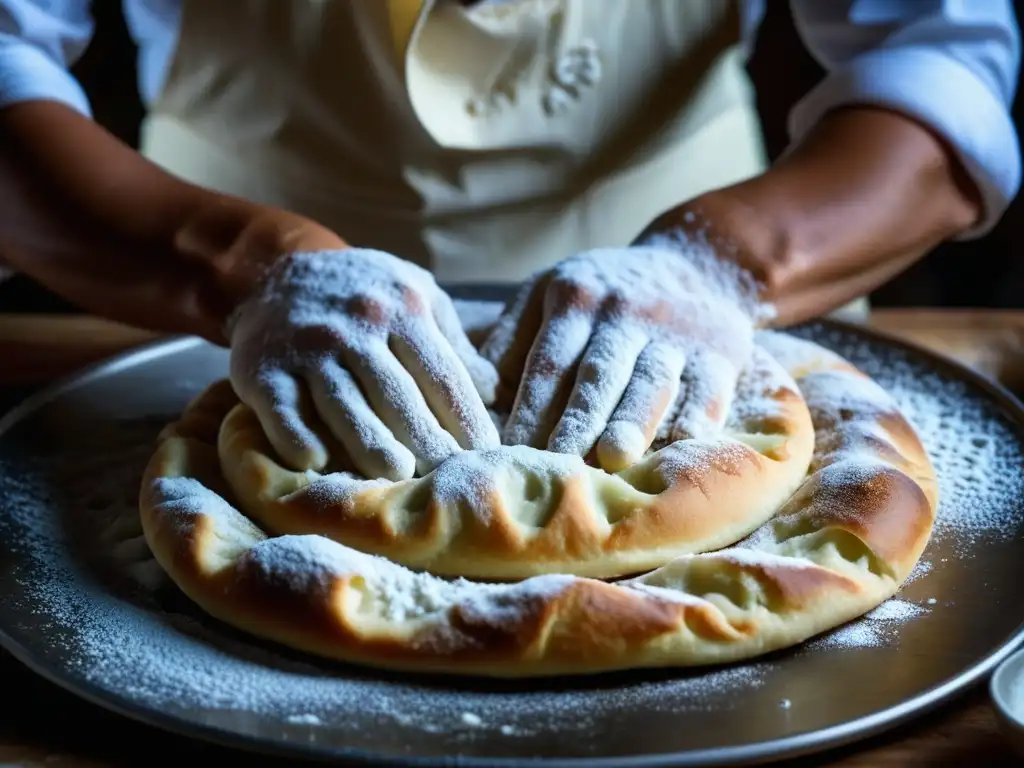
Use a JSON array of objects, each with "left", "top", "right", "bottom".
[
  {"left": 228, "top": 248, "right": 500, "bottom": 479},
  {"left": 480, "top": 240, "right": 766, "bottom": 471}
]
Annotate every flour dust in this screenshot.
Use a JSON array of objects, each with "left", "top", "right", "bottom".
[{"left": 0, "top": 314, "right": 1020, "bottom": 747}]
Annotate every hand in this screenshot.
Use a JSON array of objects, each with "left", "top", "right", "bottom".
[
  {"left": 480, "top": 239, "right": 766, "bottom": 472},
  {"left": 228, "top": 249, "right": 500, "bottom": 480}
]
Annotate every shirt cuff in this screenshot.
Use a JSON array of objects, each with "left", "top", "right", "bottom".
[
  {"left": 789, "top": 46, "right": 1021, "bottom": 239},
  {"left": 0, "top": 39, "right": 91, "bottom": 116}
]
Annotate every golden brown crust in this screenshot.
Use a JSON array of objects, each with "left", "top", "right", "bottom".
[
  {"left": 138, "top": 333, "right": 938, "bottom": 677},
  {"left": 215, "top": 346, "right": 816, "bottom": 579}
]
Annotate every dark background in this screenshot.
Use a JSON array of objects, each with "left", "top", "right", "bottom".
[{"left": 3, "top": 0, "right": 1022, "bottom": 312}]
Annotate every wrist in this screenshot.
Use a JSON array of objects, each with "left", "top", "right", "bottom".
[
  {"left": 639, "top": 188, "right": 792, "bottom": 320},
  {"left": 644, "top": 108, "right": 982, "bottom": 326},
  {"left": 173, "top": 195, "right": 347, "bottom": 342}
]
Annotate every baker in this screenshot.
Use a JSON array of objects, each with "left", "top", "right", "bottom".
[{"left": 0, "top": 1, "right": 1018, "bottom": 482}]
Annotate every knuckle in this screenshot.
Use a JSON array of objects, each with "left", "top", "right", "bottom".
[
  {"left": 577, "top": 358, "right": 604, "bottom": 380},
  {"left": 549, "top": 277, "right": 596, "bottom": 314},
  {"left": 704, "top": 397, "right": 724, "bottom": 423},
  {"left": 600, "top": 291, "right": 630, "bottom": 320},
  {"left": 397, "top": 284, "right": 427, "bottom": 315},
  {"left": 636, "top": 298, "right": 674, "bottom": 325},
  {"left": 346, "top": 295, "right": 388, "bottom": 324},
  {"left": 292, "top": 324, "right": 345, "bottom": 351}
]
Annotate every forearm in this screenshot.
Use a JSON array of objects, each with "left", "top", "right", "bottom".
[
  {"left": 649, "top": 107, "right": 981, "bottom": 325},
  {"left": 0, "top": 101, "right": 342, "bottom": 343}
]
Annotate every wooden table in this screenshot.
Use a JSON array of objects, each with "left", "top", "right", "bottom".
[{"left": 1, "top": 309, "right": 1023, "bottom": 766}]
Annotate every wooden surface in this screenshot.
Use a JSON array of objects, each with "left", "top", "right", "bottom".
[
  {"left": 868, "top": 309, "right": 1024, "bottom": 394},
  {"left": 0, "top": 313, "right": 162, "bottom": 385},
  {"left": 1, "top": 308, "right": 1023, "bottom": 766}
]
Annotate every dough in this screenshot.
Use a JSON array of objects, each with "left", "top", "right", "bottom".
[
  {"left": 139, "top": 331, "right": 937, "bottom": 677},
  {"left": 216, "top": 343, "right": 814, "bottom": 579}
]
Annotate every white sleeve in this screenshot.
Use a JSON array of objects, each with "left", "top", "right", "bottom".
[
  {"left": 0, "top": 0, "right": 94, "bottom": 116},
  {"left": 788, "top": 0, "right": 1022, "bottom": 238}
]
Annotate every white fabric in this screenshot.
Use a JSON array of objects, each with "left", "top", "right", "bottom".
[
  {"left": 0, "top": 0, "right": 1020, "bottom": 235},
  {"left": 136, "top": 0, "right": 767, "bottom": 286}
]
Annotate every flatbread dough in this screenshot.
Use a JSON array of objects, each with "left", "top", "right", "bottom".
[
  {"left": 216, "top": 343, "right": 814, "bottom": 579},
  {"left": 139, "top": 331, "right": 937, "bottom": 677}
]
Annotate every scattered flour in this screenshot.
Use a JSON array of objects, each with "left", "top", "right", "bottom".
[
  {"left": 0, "top": 319, "right": 1020, "bottom": 753},
  {"left": 0, "top": 420, "right": 770, "bottom": 746},
  {"left": 865, "top": 599, "right": 929, "bottom": 623},
  {"left": 807, "top": 599, "right": 929, "bottom": 651},
  {"left": 792, "top": 323, "right": 1024, "bottom": 550},
  {"left": 905, "top": 559, "right": 933, "bottom": 585}
]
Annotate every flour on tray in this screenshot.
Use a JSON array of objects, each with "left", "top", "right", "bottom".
[
  {"left": 807, "top": 599, "right": 931, "bottom": 651},
  {"left": 0, "top": 321, "right": 1021, "bottom": 738},
  {"left": 794, "top": 323, "right": 1024, "bottom": 550},
  {"left": 0, "top": 419, "right": 770, "bottom": 740}
]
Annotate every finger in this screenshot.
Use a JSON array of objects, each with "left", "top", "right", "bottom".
[
  {"left": 547, "top": 323, "right": 648, "bottom": 457},
  {"left": 431, "top": 292, "right": 500, "bottom": 406},
  {"left": 390, "top": 321, "right": 501, "bottom": 451},
  {"left": 502, "top": 309, "right": 594, "bottom": 449},
  {"left": 670, "top": 348, "right": 740, "bottom": 441},
  {"left": 596, "top": 342, "right": 686, "bottom": 471},
  {"left": 305, "top": 359, "right": 416, "bottom": 481},
  {"left": 240, "top": 368, "right": 328, "bottom": 471},
  {"left": 479, "top": 273, "right": 549, "bottom": 408},
  {"left": 344, "top": 341, "right": 461, "bottom": 475}
]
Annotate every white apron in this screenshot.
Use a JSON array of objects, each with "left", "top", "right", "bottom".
[{"left": 138, "top": 0, "right": 868, "bottom": 319}]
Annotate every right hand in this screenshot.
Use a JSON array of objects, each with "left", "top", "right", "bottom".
[
  {"left": 228, "top": 248, "right": 500, "bottom": 480},
  {"left": 480, "top": 239, "right": 767, "bottom": 472}
]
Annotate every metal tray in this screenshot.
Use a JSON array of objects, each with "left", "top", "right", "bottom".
[{"left": 1, "top": 304, "right": 1023, "bottom": 767}]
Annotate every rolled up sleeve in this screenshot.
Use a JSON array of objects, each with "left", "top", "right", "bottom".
[
  {"left": 0, "top": 1, "right": 94, "bottom": 116},
  {"left": 789, "top": 0, "right": 1022, "bottom": 237}
]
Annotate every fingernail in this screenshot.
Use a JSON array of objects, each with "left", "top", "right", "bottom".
[{"left": 597, "top": 422, "right": 645, "bottom": 473}]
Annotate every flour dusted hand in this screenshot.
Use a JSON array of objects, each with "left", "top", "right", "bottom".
[
  {"left": 481, "top": 237, "right": 770, "bottom": 471},
  {"left": 228, "top": 250, "right": 500, "bottom": 480}
]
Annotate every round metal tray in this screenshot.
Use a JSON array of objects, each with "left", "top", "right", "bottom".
[{"left": 1, "top": 309, "right": 1023, "bottom": 767}]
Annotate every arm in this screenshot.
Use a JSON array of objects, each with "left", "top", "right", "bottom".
[
  {"left": 645, "top": 0, "right": 1021, "bottom": 325},
  {"left": 0, "top": 5, "right": 498, "bottom": 478},
  {"left": 0, "top": 102, "right": 499, "bottom": 474},
  {"left": 0, "top": 101, "right": 344, "bottom": 344},
  {"left": 484, "top": 1, "right": 1022, "bottom": 467},
  {"left": 0, "top": 1, "right": 344, "bottom": 342}
]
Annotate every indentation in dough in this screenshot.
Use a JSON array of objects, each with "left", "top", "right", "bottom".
[
  {"left": 641, "top": 559, "right": 768, "bottom": 612},
  {"left": 503, "top": 468, "right": 564, "bottom": 529},
  {"left": 773, "top": 523, "right": 890, "bottom": 580},
  {"left": 616, "top": 462, "right": 670, "bottom": 496}
]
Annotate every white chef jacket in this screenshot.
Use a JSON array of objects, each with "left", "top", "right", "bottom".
[{"left": 0, "top": 0, "right": 1020, "bottom": 237}]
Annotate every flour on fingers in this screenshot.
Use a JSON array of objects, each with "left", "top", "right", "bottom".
[
  {"left": 304, "top": 359, "right": 416, "bottom": 481},
  {"left": 502, "top": 309, "right": 594, "bottom": 449},
  {"left": 547, "top": 322, "right": 648, "bottom": 458},
  {"left": 238, "top": 368, "right": 328, "bottom": 471},
  {"left": 597, "top": 341, "right": 686, "bottom": 471},
  {"left": 229, "top": 249, "right": 497, "bottom": 480}
]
